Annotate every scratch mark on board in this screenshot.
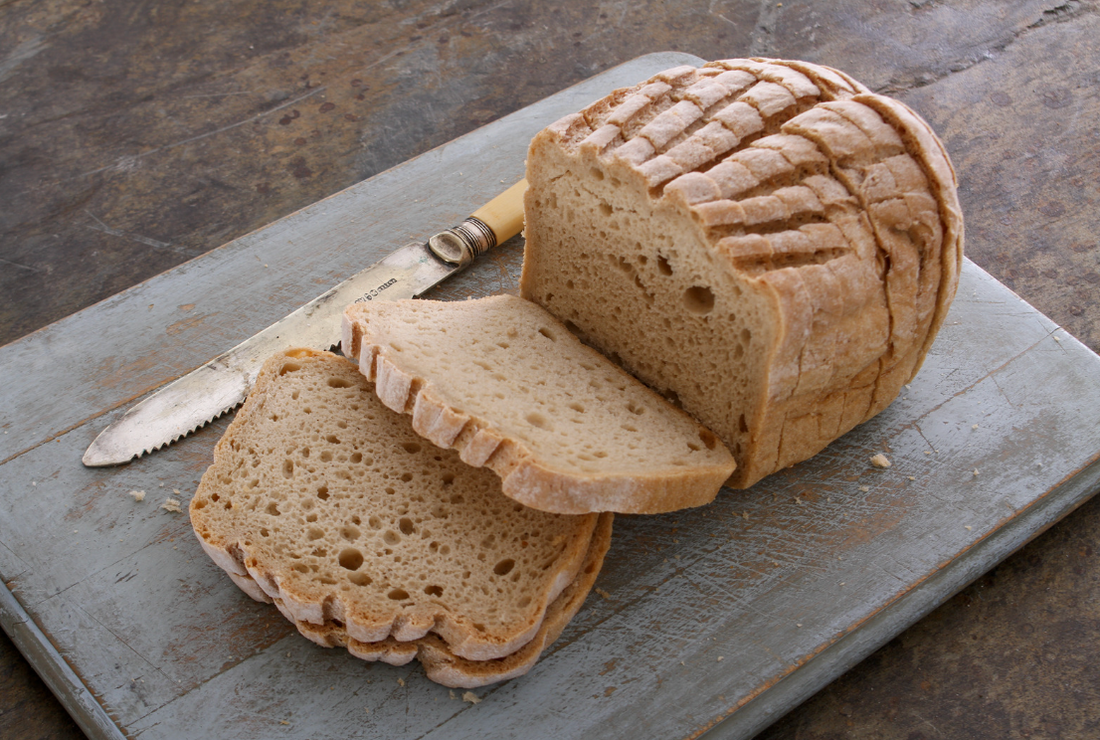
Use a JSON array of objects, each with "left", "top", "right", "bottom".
[
  {"left": 0, "top": 256, "right": 41, "bottom": 273},
  {"left": 0, "top": 36, "right": 46, "bottom": 82},
  {"left": 72, "top": 86, "right": 326, "bottom": 181},
  {"left": 84, "top": 210, "right": 190, "bottom": 255}
]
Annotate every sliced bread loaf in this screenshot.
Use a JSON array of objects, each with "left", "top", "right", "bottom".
[
  {"left": 283, "top": 512, "right": 612, "bottom": 688},
  {"left": 341, "top": 295, "right": 736, "bottom": 514},
  {"left": 520, "top": 58, "right": 963, "bottom": 488},
  {"left": 189, "top": 348, "right": 602, "bottom": 661}
]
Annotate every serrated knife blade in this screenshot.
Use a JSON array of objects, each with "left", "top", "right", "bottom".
[{"left": 82, "top": 179, "right": 527, "bottom": 467}]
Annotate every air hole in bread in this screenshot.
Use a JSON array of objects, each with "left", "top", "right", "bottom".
[
  {"left": 320, "top": 451, "right": 332, "bottom": 462},
  {"left": 279, "top": 362, "right": 301, "bottom": 375},
  {"left": 402, "top": 442, "right": 421, "bottom": 454},
  {"left": 526, "top": 412, "right": 550, "bottom": 430},
  {"left": 327, "top": 377, "right": 353, "bottom": 388},
  {"left": 341, "top": 525, "right": 361, "bottom": 541},
  {"left": 387, "top": 588, "right": 409, "bottom": 601},
  {"left": 494, "top": 559, "right": 515, "bottom": 576},
  {"left": 683, "top": 286, "right": 715, "bottom": 315},
  {"left": 626, "top": 402, "right": 645, "bottom": 415},
  {"left": 399, "top": 517, "right": 415, "bottom": 535},
  {"left": 350, "top": 452, "right": 362, "bottom": 464},
  {"left": 383, "top": 530, "right": 401, "bottom": 545},
  {"left": 259, "top": 527, "right": 269, "bottom": 537},
  {"left": 348, "top": 572, "right": 372, "bottom": 586},
  {"left": 307, "top": 527, "right": 325, "bottom": 541},
  {"left": 657, "top": 255, "right": 673, "bottom": 275},
  {"left": 538, "top": 327, "right": 557, "bottom": 341},
  {"left": 315, "top": 486, "right": 329, "bottom": 500},
  {"left": 338, "top": 548, "right": 364, "bottom": 570},
  {"left": 590, "top": 167, "right": 605, "bottom": 181},
  {"left": 700, "top": 429, "right": 719, "bottom": 450},
  {"left": 424, "top": 585, "right": 444, "bottom": 597},
  {"left": 292, "top": 563, "right": 309, "bottom": 573},
  {"left": 306, "top": 513, "right": 318, "bottom": 523},
  {"left": 400, "top": 473, "right": 413, "bottom": 482},
  {"left": 266, "top": 502, "right": 281, "bottom": 516},
  {"left": 568, "top": 402, "right": 585, "bottom": 413},
  {"left": 599, "top": 202, "right": 613, "bottom": 216},
  {"left": 282, "top": 460, "right": 294, "bottom": 479}
]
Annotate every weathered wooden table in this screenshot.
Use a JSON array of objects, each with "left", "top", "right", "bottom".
[{"left": 3, "top": 3, "right": 1099, "bottom": 738}]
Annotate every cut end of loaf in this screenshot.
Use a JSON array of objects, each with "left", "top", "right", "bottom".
[{"left": 521, "top": 58, "right": 962, "bottom": 488}]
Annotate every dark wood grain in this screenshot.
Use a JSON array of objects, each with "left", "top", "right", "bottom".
[{"left": 2, "top": 0, "right": 1098, "bottom": 738}]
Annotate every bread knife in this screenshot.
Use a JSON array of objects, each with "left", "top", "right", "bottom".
[{"left": 82, "top": 179, "right": 527, "bottom": 467}]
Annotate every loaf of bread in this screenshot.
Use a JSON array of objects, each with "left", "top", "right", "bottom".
[
  {"left": 189, "top": 348, "right": 606, "bottom": 665},
  {"left": 281, "top": 511, "right": 612, "bottom": 688},
  {"left": 341, "top": 294, "right": 736, "bottom": 514},
  {"left": 520, "top": 58, "right": 963, "bottom": 488}
]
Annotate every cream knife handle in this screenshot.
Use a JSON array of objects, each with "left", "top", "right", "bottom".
[
  {"left": 428, "top": 179, "right": 528, "bottom": 267},
  {"left": 472, "top": 178, "right": 527, "bottom": 243}
]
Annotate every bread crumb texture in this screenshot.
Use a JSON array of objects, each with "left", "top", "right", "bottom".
[
  {"left": 189, "top": 349, "right": 607, "bottom": 672},
  {"left": 342, "top": 295, "right": 735, "bottom": 514},
  {"left": 521, "top": 58, "right": 963, "bottom": 488},
  {"left": 288, "top": 510, "right": 611, "bottom": 687}
]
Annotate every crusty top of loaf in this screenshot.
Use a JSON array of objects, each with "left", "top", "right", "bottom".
[
  {"left": 538, "top": 58, "right": 961, "bottom": 375},
  {"left": 342, "top": 295, "right": 736, "bottom": 514},
  {"left": 525, "top": 58, "right": 962, "bottom": 486},
  {"left": 189, "top": 349, "right": 600, "bottom": 661}
]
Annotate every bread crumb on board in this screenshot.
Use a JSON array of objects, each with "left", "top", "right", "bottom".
[
  {"left": 594, "top": 587, "right": 613, "bottom": 600},
  {"left": 462, "top": 691, "right": 481, "bottom": 704},
  {"left": 161, "top": 498, "right": 182, "bottom": 513},
  {"left": 870, "top": 453, "right": 892, "bottom": 469},
  {"left": 129, "top": 490, "right": 146, "bottom": 502}
]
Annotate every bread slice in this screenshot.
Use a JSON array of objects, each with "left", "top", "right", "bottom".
[
  {"left": 189, "top": 348, "right": 602, "bottom": 661},
  {"left": 520, "top": 58, "right": 963, "bottom": 488},
  {"left": 341, "top": 295, "right": 736, "bottom": 514},
  {"left": 281, "top": 512, "right": 612, "bottom": 688}
]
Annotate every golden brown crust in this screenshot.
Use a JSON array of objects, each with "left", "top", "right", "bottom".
[{"left": 521, "top": 58, "right": 962, "bottom": 488}]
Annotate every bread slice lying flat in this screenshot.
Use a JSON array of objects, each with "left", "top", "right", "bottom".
[
  {"left": 341, "top": 295, "right": 736, "bottom": 514},
  {"left": 520, "top": 58, "right": 963, "bottom": 488},
  {"left": 280, "top": 512, "right": 612, "bottom": 688},
  {"left": 190, "top": 349, "right": 603, "bottom": 662}
]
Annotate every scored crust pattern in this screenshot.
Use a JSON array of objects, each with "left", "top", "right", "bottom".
[{"left": 521, "top": 58, "right": 963, "bottom": 487}]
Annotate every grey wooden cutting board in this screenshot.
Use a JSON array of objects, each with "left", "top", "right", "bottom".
[{"left": 2, "top": 52, "right": 1100, "bottom": 740}]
